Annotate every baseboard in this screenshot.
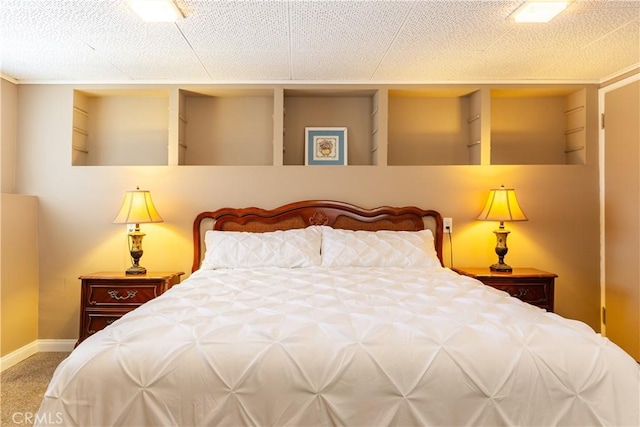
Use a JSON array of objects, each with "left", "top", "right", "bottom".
[
  {"left": 0, "top": 341, "right": 38, "bottom": 372},
  {"left": 38, "top": 340, "right": 78, "bottom": 353},
  {"left": 38, "top": 339, "right": 76, "bottom": 352},
  {"left": 0, "top": 339, "right": 76, "bottom": 372}
]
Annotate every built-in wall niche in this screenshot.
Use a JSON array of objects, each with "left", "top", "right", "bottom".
[
  {"left": 71, "top": 84, "right": 592, "bottom": 168},
  {"left": 490, "top": 87, "right": 586, "bottom": 165},
  {"left": 283, "top": 88, "right": 377, "bottom": 166},
  {"left": 179, "top": 89, "right": 274, "bottom": 166},
  {"left": 72, "top": 89, "right": 170, "bottom": 166},
  {"left": 387, "top": 88, "right": 482, "bottom": 165}
]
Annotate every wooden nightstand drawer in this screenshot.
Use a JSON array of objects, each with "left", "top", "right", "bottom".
[
  {"left": 77, "top": 271, "right": 184, "bottom": 346},
  {"left": 85, "top": 283, "right": 162, "bottom": 307},
  {"left": 452, "top": 267, "right": 556, "bottom": 312},
  {"left": 83, "top": 310, "right": 129, "bottom": 337},
  {"left": 481, "top": 280, "right": 552, "bottom": 307}
]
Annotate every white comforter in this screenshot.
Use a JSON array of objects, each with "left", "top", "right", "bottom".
[{"left": 37, "top": 267, "right": 639, "bottom": 426}]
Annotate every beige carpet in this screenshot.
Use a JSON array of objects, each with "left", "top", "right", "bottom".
[{"left": 1, "top": 352, "right": 69, "bottom": 427}]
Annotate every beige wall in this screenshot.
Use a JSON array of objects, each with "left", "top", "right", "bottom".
[
  {"left": 1, "top": 194, "right": 39, "bottom": 356},
  {"left": 186, "top": 95, "right": 274, "bottom": 165},
  {"left": 284, "top": 95, "right": 373, "bottom": 165},
  {"left": 388, "top": 96, "right": 469, "bottom": 165},
  {"left": 491, "top": 97, "right": 567, "bottom": 165},
  {"left": 603, "top": 77, "right": 640, "bottom": 360},
  {"left": 0, "top": 79, "right": 39, "bottom": 357},
  {"left": 1, "top": 79, "right": 18, "bottom": 193},
  {"left": 87, "top": 95, "right": 170, "bottom": 166},
  {"left": 12, "top": 83, "right": 602, "bottom": 340}
]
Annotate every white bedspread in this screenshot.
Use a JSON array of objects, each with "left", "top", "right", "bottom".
[{"left": 37, "top": 267, "right": 640, "bottom": 426}]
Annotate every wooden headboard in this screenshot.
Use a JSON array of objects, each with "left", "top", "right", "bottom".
[{"left": 192, "top": 200, "right": 443, "bottom": 272}]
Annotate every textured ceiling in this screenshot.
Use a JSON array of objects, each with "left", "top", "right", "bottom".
[{"left": 1, "top": 0, "right": 638, "bottom": 83}]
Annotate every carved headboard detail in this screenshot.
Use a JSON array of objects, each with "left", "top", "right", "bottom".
[{"left": 192, "top": 200, "right": 443, "bottom": 272}]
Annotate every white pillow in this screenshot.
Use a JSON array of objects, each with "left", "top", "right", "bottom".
[
  {"left": 201, "top": 226, "right": 322, "bottom": 269},
  {"left": 321, "top": 227, "right": 441, "bottom": 269}
]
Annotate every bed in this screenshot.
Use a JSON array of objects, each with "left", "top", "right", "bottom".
[{"left": 37, "top": 200, "right": 639, "bottom": 426}]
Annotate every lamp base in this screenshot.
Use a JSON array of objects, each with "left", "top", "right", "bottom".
[
  {"left": 490, "top": 262, "right": 512, "bottom": 273},
  {"left": 491, "top": 226, "right": 512, "bottom": 273},
  {"left": 126, "top": 265, "right": 147, "bottom": 275},
  {"left": 126, "top": 236, "right": 146, "bottom": 275}
]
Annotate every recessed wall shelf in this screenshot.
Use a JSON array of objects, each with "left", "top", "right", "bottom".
[
  {"left": 283, "top": 88, "right": 377, "bottom": 166},
  {"left": 178, "top": 88, "right": 274, "bottom": 166},
  {"left": 72, "top": 89, "right": 170, "bottom": 166},
  {"left": 490, "top": 87, "right": 587, "bottom": 165},
  {"left": 71, "top": 84, "right": 592, "bottom": 167}
]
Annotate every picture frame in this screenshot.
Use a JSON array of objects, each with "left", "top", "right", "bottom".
[{"left": 305, "top": 127, "right": 348, "bottom": 166}]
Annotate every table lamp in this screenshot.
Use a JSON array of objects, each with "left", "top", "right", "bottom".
[
  {"left": 113, "top": 186, "right": 163, "bottom": 275},
  {"left": 477, "top": 185, "right": 528, "bottom": 272}
]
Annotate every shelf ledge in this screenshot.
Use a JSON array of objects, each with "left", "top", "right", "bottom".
[{"left": 564, "top": 146, "right": 584, "bottom": 153}]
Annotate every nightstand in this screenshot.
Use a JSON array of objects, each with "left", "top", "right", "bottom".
[
  {"left": 77, "top": 271, "right": 184, "bottom": 346},
  {"left": 452, "top": 267, "right": 556, "bottom": 312}
]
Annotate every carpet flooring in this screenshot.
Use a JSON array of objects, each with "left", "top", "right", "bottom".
[{"left": 1, "top": 352, "right": 69, "bottom": 427}]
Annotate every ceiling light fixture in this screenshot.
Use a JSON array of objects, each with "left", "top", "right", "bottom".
[
  {"left": 128, "top": 0, "right": 184, "bottom": 22},
  {"left": 514, "top": 1, "right": 568, "bottom": 23}
]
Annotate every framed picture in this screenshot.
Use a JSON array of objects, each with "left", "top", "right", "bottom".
[{"left": 305, "top": 127, "right": 348, "bottom": 165}]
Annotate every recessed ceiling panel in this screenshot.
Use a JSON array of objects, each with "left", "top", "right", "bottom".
[
  {"left": 177, "top": 0, "right": 289, "bottom": 79},
  {"left": 0, "top": 0, "right": 129, "bottom": 80},
  {"left": 179, "top": 0, "right": 289, "bottom": 52},
  {"left": 289, "top": 1, "right": 410, "bottom": 51},
  {"left": 493, "top": 5, "right": 640, "bottom": 52},
  {"left": 391, "top": 1, "right": 517, "bottom": 52},
  {"left": 197, "top": 50, "right": 291, "bottom": 81},
  {"left": 289, "top": 1, "right": 410, "bottom": 80},
  {"left": 537, "top": 19, "right": 640, "bottom": 80},
  {"left": 292, "top": 50, "right": 382, "bottom": 80},
  {"left": 0, "top": 0, "right": 639, "bottom": 83}
]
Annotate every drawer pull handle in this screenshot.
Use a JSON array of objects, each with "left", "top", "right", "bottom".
[
  {"left": 509, "top": 288, "right": 530, "bottom": 298},
  {"left": 107, "top": 290, "right": 137, "bottom": 300}
]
